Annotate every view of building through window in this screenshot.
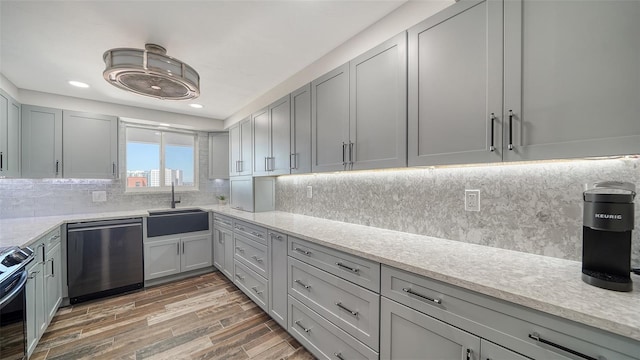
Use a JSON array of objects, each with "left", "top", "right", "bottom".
[{"left": 125, "top": 126, "right": 196, "bottom": 190}]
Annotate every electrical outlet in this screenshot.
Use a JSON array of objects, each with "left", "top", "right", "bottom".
[
  {"left": 92, "top": 191, "right": 107, "bottom": 202},
  {"left": 306, "top": 186, "right": 313, "bottom": 199},
  {"left": 465, "top": 189, "right": 480, "bottom": 211}
]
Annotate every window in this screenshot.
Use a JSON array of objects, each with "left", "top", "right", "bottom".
[{"left": 125, "top": 126, "right": 197, "bottom": 191}]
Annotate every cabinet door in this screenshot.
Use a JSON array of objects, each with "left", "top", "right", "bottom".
[
  {"left": 380, "top": 297, "right": 481, "bottom": 360},
  {"left": 229, "top": 123, "right": 241, "bottom": 176},
  {"left": 230, "top": 176, "right": 254, "bottom": 212},
  {"left": 408, "top": 0, "right": 503, "bottom": 167},
  {"left": 63, "top": 111, "right": 118, "bottom": 178},
  {"left": 144, "top": 238, "right": 181, "bottom": 280},
  {"left": 223, "top": 228, "right": 235, "bottom": 280},
  {"left": 213, "top": 228, "right": 226, "bottom": 275},
  {"left": 25, "top": 258, "right": 43, "bottom": 357},
  {"left": 44, "top": 241, "right": 62, "bottom": 321},
  {"left": 21, "top": 105, "right": 62, "bottom": 178},
  {"left": 239, "top": 118, "right": 253, "bottom": 175},
  {"left": 268, "top": 230, "right": 287, "bottom": 328},
  {"left": 503, "top": 0, "right": 640, "bottom": 161},
  {"left": 181, "top": 233, "right": 213, "bottom": 272},
  {"left": 209, "top": 132, "right": 229, "bottom": 179},
  {"left": 481, "top": 340, "right": 530, "bottom": 360},
  {"left": 0, "top": 89, "right": 20, "bottom": 177},
  {"left": 311, "top": 63, "right": 350, "bottom": 172},
  {"left": 269, "top": 94, "right": 291, "bottom": 176},
  {"left": 252, "top": 107, "right": 270, "bottom": 176},
  {"left": 350, "top": 31, "right": 408, "bottom": 171},
  {"left": 290, "top": 84, "right": 311, "bottom": 174}
]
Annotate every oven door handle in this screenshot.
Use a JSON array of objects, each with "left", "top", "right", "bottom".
[{"left": 0, "top": 270, "right": 27, "bottom": 309}]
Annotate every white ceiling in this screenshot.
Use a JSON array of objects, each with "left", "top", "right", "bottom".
[{"left": 0, "top": 1, "right": 407, "bottom": 121}]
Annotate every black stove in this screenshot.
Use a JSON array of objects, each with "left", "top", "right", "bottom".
[{"left": 0, "top": 246, "right": 33, "bottom": 297}]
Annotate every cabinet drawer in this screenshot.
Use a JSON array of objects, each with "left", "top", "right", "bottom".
[
  {"left": 234, "top": 259, "right": 268, "bottom": 312},
  {"left": 288, "top": 236, "right": 380, "bottom": 292},
  {"left": 381, "top": 265, "right": 639, "bottom": 360},
  {"left": 233, "top": 220, "right": 267, "bottom": 245},
  {"left": 289, "top": 257, "right": 380, "bottom": 351},
  {"left": 288, "top": 295, "right": 379, "bottom": 360},
  {"left": 213, "top": 214, "right": 233, "bottom": 229},
  {"left": 43, "top": 227, "right": 61, "bottom": 248},
  {"left": 234, "top": 233, "right": 268, "bottom": 278}
]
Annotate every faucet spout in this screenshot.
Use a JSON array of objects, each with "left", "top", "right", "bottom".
[{"left": 171, "top": 181, "right": 181, "bottom": 208}]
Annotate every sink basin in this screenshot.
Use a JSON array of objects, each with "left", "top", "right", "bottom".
[{"left": 147, "top": 208, "right": 209, "bottom": 237}]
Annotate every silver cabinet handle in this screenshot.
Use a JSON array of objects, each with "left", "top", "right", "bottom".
[
  {"left": 235, "top": 225, "right": 245, "bottom": 231},
  {"left": 235, "top": 273, "right": 245, "bottom": 281},
  {"left": 489, "top": 113, "right": 496, "bottom": 152},
  {"left": 508, "top": 110, "right": 514, "bottom": 150},
  {"left": 294, "top": 320, "right": 311, "bottom": 333},
  {"left": 235, "top": 246, "right": 245, "bottom": 253},
  {"left": 0, "top": 151, "right": 3, "bottom": 170},
  {"left": 251, "top": 255, "right": 264, "bottom": 263},
  {"left": 47, "top": 258, "right": 55, "bottom": 278},
  {"left": 270, "top": 233, "right": 283, "bottom": 241},
  {"left": 342, "top": 142, "right": 347, "bottom": 167},
  {"left": 466, "top": 349, "right": 472, "bottom": 360},
  {"left": 264, "top": 157, "right": 268, "bottom": 172},
  {"left": 182, "top": 242, "right": 185, "bottom": 254},
  {"left": 335, "top": 302, "right": 358, "bottom": 318},
  {"left": 295, "top": 279, "right": 311, "bottom": 290},
  {"left": 528, "top": 333, "right": 604, "bottom": 360},
  {"left": 28, "top": 270, "right": 40, "bottom": 280},
  {"left": 290, "top": 153, "right": 297, "bottom": 170},
  {"left": 251, "top": 286, "right": 263, "bottom": 295},
  {"left": 402, "top": 287, "right": 442, "bottom": 305},
  {"left": 334, "top": 352, "right": 346, "bottom": 360},
  {"left": 250, "top": 231, "right": 263, "bottom": 238},
  {"left": 335, "top": 262, "right": 359, "bottom": 273},
  {"left": 55, "top": 160, "right": 59, "bottom": 175},
  {"left": 348, "top": 142, "right": 354, "bottom": 166},
  {"left": 294, "top": 247, "right": 311, "bottom": 256},
  {"left": 112, "top": 162, "right": 116, "bottom": 177}
]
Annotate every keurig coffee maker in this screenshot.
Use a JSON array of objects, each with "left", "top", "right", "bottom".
[{"left": 582, "top": 181, "right": 635, "bottom": 292}]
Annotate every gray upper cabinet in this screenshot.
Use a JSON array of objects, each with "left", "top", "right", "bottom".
[
  {"left": 503, "top": 0, "right": 640, "bottom": 161},
  {"left": 408, "top": 0, "right": 503, "bottom": 167},
  {"left": 229, "top": 118, "right": 252, "bottom": 176},
  {"left": 311, "top": 63, "right": 350, "bottom": 172},
  {"left": 62, "top": 111, "right": 118, "bottom": 178},
  {"left": 21, "top": 105, "right": 62, "bottom": 178},
  {"left": 0, "top": 89, "right": 21, "bottom": 177},
  {"left": 350, "top": 31, "right": 407, "bottom": 171},
  {"left": 208, "top": 132, "right": 229, "bottom": 179},
  {"left": 290, "top": 84, "right": 311, "bottom": 174},
  {"left": 252, "top": 95, "right": 291, "bottom": 177}
]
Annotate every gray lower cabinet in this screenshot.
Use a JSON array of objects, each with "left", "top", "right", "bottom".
[
  {"left": 213, "top": 220, "right": 234, "bottom": 280},
  {"left": 408, "top": 0, "right": 503, "bottom": 167},
  {"left": 289, "top": 295, "right": 379, "bottom": 360},
  {"left": 44, "top": 239, "right": 62, "bottom": 320},
  {"left": 481, "top": 340, "right": 530, "bottom": 360},
  {"left": 26, "top": 246, "right": 44, "bottom": 357},
  {"left": 290, "top": 84, "right": 311, "bottom": 174},
  {"left": 62, "top": 110, "right": 118, "bottom": 178},
  {"left": 0, "top": 89, "right": 21, "bottom": 177},
  {"left": 268, "top": 230, "right": 288, "bottom": 329},
  {"left": 234, "top": 259, "right": 268, "bottom": 311},
  {"left": 380, "top": 297, "right": 481, "bottom": 360},
  {"left": 144, "top": 231, "right": 212, "bottom": 281},
  {"left": 21, "top": 105, "right": 62, "bottom": 178}
]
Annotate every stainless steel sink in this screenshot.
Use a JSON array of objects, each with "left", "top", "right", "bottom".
[{"left": 147, "top": 208, "right": 209, "bottom": 237}]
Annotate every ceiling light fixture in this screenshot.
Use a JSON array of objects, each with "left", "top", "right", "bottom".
[
  {"left": 189, "top": 104, "right": 203, "bottom": 109},
  {"left": 69, "top": 80, "right": 89, "bottom": 88},
  {"left": 103, "top": 43, "right": 200, "bottom": 100}
]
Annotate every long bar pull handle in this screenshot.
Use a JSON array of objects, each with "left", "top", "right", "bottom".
[
  {"left": 251, "top": 255, "right": 264, "bottom": 263},
  {"left": 290, "top": 153, "right": 297, "bottom": 170},
  {"left": 294, "top": 247, "right": 311, "bottom": 256},
  {"left": 182, "top": 242, "right": 185, "bottom": 254},
  {"left": 270, "top": 233, "right": 283, "bottom": 241},
  {"left": 508, "top": 110, "right": 514, "bottom": 150},
  {"left": 0, "top": 151, "right": 3, "bottom": 170},
  {"left": 235, "top": 273, "right": 245, "bottom": 281},
  {"left": 113, "top": 162, "right": 116, "bottom": 177},
  {"left": 466, "top": 349, "right": 472, "bottom": 360},
  {"left": 348, "top": 142, "right": 354, "bottom": 167},
  {"left": 251, "top": 286, "right": 263, "bottom": 295},
  {"left": 294, "top": 279, "right": 311, "bottom": 290},
  {"left": 235, "top": 246, "right": 245, "bottom": 253},
  {"left": 335, "top": 302, "right": 358, "bottom": 318},
  {"left": 528, "top": 333, "right": 604, "bottom": 360},
  {"left": 294, "top": 320, "right": 311, "bottom": 333},
  {"left": 50, "top": 258, "right": 55, "bottom": 277},
  {"left": 334, "top": 353, "right": 346, "bottom": 360},
  {"left": 402, "top": 287, "right": 442, "bottom": 305},
  {"left": 55, "top": 160, "right": 59, "bottom": 175},
  {"left": 265, "top": 157, "right": 268, "bottom": 172},
  {"left": 335, "top": 262, "right": 359, "bottom": 273},
  {"left": 342, "top": 142, "right": 347, "bottom": 167},
  {"left": 489, "top": 113, "right": 496, "bottom": 152}
]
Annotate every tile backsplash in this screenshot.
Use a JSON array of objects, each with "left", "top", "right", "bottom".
[
  {"left": 276, "top": 157, "right": 640, "bottom": 263},
  {"left": 0, "top": 132, "right": 229, "bottom": 218}
]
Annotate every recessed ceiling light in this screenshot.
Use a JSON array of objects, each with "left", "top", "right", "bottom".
[
  {"left": 190, "top": 104, "right": 203, "bottom": 109},
  {"left": 159, "top": 123, "right": 171, "bottom": 127},
  {"left": 69, "top": 81, "right": 89, "bottom": 88}
]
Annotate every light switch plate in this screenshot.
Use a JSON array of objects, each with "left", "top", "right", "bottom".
[
  {"left": 92, "top": 191, "right": 107, "bottom": 202},
  {"left": 465, "top": 189, "right": 480, "bottom": 211}
]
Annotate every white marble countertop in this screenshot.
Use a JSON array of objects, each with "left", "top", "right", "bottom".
[{"left": 1, "top": 206, "right": 639, "bottom": 344}]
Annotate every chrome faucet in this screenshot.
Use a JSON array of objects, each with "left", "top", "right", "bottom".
[{"left": 171, "top": 182, "right": 181, "bottom": 208}]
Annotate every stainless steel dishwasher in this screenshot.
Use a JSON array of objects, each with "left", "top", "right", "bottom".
[{"left": 67, "top": 218, "right": 143, "bottom": 304}]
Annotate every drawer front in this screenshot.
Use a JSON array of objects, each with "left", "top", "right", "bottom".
[
  {"left": 234, "top": 233, "right": 268, "bottom": 278},
  {"left": 213, "top": 214, "right": 233, "bottom": 230},
  {"left": 289, "top": 257, "right": 380, "bottom": 350},
  {"left": 234, "top": 260, "right": 268, "bottom": 311},
  {"left": 233, "top": 219, "right": 267, "bottom": 245},
  {"left": 43, "top": 227, "right": 61, "bottom": 248},
  {"left": 288, "top": 236, "right": 380, "bottom": 292},
  {"left": 288, "top": 295, "right": 379, "bottom": 360},
  {"left": 381, "top": 265, "right": 639, "bottom": 360}
]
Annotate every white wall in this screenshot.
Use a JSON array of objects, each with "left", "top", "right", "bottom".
[
  {"left": 18, "top": 89, "right": 225, "bottom": 131},
  {"left": 224, "top": 0, "right": 454, "bottom": 128}
]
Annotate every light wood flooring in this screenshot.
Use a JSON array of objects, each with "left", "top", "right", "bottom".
[{"left": 31, "top": 271, "right": 315, "bottom": 360}]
